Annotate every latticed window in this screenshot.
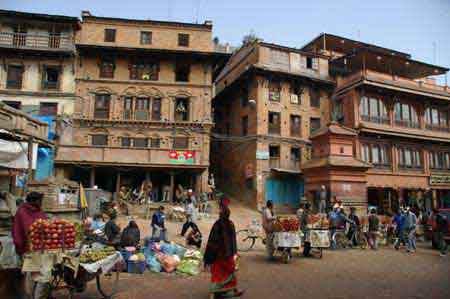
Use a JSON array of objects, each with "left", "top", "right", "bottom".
[
  {"left": 129, "top": 61, "right": 159, "bottom": 80},
  {"left": 94, "top": 94, "right": 110, "bottom": 119}
]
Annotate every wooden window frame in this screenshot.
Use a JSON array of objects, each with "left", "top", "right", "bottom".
[
  {"left": 290, "top": 115, "right": 301, "bottom": 137},
  {"left": 175, "top": 61, "right": 190, "bottom": 82},
  {"left": 360, "top": 96, "right": 389, "bottom": 124},
  {"left": 129, "top": 60, "right": 159, "bottom": 81},
  {"left": 268, "top": 111, "right": 281, "bottom": 135},
  {"left": 425, "top": 106, "right": 449, "bottom": 131},
  {"left": 394, "top": 101, "right": 420, "bottom": 128},
  {"left": 310, "top": 117, "right": 321, "bottom": 134},
  {"left": 99, "top": 58, "right": 115, "bottom": 78},
  {"left": 309, "top": 87, "right": 320, "bottom": 108},
  {"left": 140, "top": 31, "right": 152, "bottom": 45},
  {"left": 121, "top": 137, "right": 131, "bottom": 147},
  {"left": 398, "top": 147, "right": 422, "bottom": 170},
  {"left": 178, "top": 33, "right": 190, "bottom": 47},
  {"left": 39, "top": 102, "right": 58, "bottom": 116},
  {"left": 91, "top": 134, "right": 108, "bottom": 146},
  {"left": 133, "top": 137, "right": 148, "bottom": 148},
  {"left": 174, "top": 98, "right": 190, "bottom": 121},
  {"left": 6, "top": 65, "right": 23, "bottom": 89},
  {"left": 268, "top": 81, "right": 281, "bottom": 102},
  {"left": 172, "top": 137, "right": 189, "bottom": 149},
  {"left": 41, "top": 65, "right": 61, "bottom": 91},
  {"left": 94, "top": 94, "right": 111, "bottom": 119},
  {"left": 104, "top": 29, "right": 116, "bottom": 42}
]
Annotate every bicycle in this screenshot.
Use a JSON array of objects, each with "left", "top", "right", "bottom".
[
  {"left": 31, "top": 240, "right": 121, "bottom": 299},
  {"left": 236, "top": 219, "right": 266, "bottom": 252},
  {"left": 331, "top": 225, "right": 368, "bottom": 250}
]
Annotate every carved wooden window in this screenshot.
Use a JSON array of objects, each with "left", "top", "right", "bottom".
[
  {"left": 94, "top": 94, "right": 110, "bottom": 119},
  {"left": 310, "top": 87, "right": 320, "bottom": 108},
  {"left": 268, "top": 112, "right": 281, "bottom": 135},
  {"left": 99, "top": 58, "right": 115, "bottom": 78},
  {"left": 290, "top": 115, "right": 301, "bottom": 137},
  {"left": 398, "top": 147, "right": 422, "bottom": 169},
  {"left": 135, "top": 98, "right": 150, "bottom": 120},
  {"left": 425, "top": 107, "right": 448, "bottom": 131},
  {"left": 41, "top": 65, "right": 61, "bottom": 90},
  {"left": 310, "top": 117, "right": 320, "bottom": 134},
  {"left": 178, "top": 33, "right": 189, "bottom": 47},
  {"left": 104, "top": 29, "right": 116, "bottom": 42},
  {"left": 6, "top": 65, "right": 23, "bottom": 89},
  {"left": 140, "top": 31, "right": 152, "bottom": 45},
  {"left": 394, "top": 102, "right": 419, "bottom": 128},
  {"left": 129, "top": 60, "right": 159, "bottom": 80},
  {"left": 175, "top": 61, "right": 190, "bottom": 82}
]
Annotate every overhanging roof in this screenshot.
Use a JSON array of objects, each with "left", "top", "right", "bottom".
[
  {"left": 331, "top": 48, "right": 449, "bottom": 79},
  {"left": 0, "top": 9, "right": 79, "bottom": 25},
  {"left": 301, "top": 33, "right": 411, "bottom": 58}
]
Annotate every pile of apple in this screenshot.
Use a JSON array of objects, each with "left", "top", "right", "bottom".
[{"left": 28, "top": 218, "right": 76, "bottom": 251}]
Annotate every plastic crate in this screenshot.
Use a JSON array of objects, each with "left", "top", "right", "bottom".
[
  {"left": 127, "top": 261, "right": 146, "bottom": 274},
  {"left": 120, "top": 250, "right": 133, "bottom": 262}
]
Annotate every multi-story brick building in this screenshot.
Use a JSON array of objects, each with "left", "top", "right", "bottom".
[
  {"left": 302, "top": 34, "right": 450, "bottom": 213},
  {"left": 0, "top": 10, "right": 79, "bottom": 117},
  {"left": 212, "top": 41, "right": 335, "bottom": 209},
  {"left": 54, "top": 11, "right": 228, "bottom": 201}
]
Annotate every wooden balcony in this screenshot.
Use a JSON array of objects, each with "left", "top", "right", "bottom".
[
  {"left": 0, "top": 32, "right": 74, "bottom": 52},
  {"left": 55, "top": 145, "right": 205, "bottom": 168},
  {"left": 0, "top": 102, "right": 49, "bottom": 144},
  {"left": 337, "top": 70, "right": 450, "bottom": 99}
]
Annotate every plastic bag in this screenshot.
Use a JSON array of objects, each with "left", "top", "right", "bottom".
[
  {"left": 147, "top": 255, "right": 161, "bottom": 273},
  {"left": 184, "top": 249, "right": 203, "bottom": 261},
  {"left": 160, "top": 243, "right": 177, "bottom": 255},
  {"left": 157, "top": 254, "right": 179, "bottom": 273},
  {"left": 176, "top": 258, "right": 201, "bottom": 276},
  {"left": 173, "top": 244, "right": 187, "bottom": 259}
]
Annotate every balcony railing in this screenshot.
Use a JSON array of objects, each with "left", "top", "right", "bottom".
[
  {"left": 6, "top": 80, "right": 22, "bottom": 89},
  {"left": 361, "top": 115, "right": 390, "bottom": 125},
  {"left": 123, "top": 110, "right": 158, "bottom": 121},
  {"left": 0, "top": 32, "right": 74, "bottom": 51},
  {"left": 425, "top": 124, "right": 449, "bottom": 132},
  {"left": 395, "top": 119, "right": 420, "bottom": 129},
  {"left": 269, "top": 158, "right": 280, "bottom": 169}
]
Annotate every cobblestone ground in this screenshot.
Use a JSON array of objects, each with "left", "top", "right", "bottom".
[{"left": 76, "top": 203, "right": 449, "bottom": 299}]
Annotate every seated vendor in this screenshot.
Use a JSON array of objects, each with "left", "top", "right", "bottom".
[
  {"left": 104, "top": 212, "right": 121, "bottom": 246},
  {"left": 186, "top": 222, "right": 202, "bottom": 248},
  {"left": 120, "top": 220, "right": 140, "bottom": 248},
  {"left": 90, "top": 214, "right": 105, "bottom": 232}
]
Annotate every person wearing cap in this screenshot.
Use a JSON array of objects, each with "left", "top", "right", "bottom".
[{"left": 404, "top": 207, "right": 417, "bottom": 253}]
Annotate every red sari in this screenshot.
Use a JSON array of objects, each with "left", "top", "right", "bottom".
[
  {"left": 204, "top": 207, "right": 238, "bottom": 294},
  {"left": 210, "top": 256, "right": 237, "bottom": 293}
]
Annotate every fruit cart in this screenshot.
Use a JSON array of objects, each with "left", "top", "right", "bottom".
[
  {"left": 23, "top": 218, "right": 123, "bottom": 299},
  {"left": 307, "top": 228, "right": 330, "bottom": 258},
  {"left": 270, "top": 216, "right": 302, "bottom": 264}
]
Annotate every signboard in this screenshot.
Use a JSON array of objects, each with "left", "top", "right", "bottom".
[
  {"left": 256, "top": 151, "right": 270, "bottom": 160},
  {"left": 429, "top": 175, "right": 450, "bottom": 186},
  {"left": 169, "top": 151, "right": 195, "bottom": 165}
]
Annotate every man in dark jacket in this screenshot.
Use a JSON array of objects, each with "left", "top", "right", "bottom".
[
  {"left": 104, "top": 213, "right": 121, "bottom": 245},
  {"left": 368, "top": 208, "right": 379, "bottom": 250},
  {"left": 435, "top": 209, "right": 449, "bottom": 257},
  {"left": 347, "top": 207, "right": 360, "bottom": 247},
  {"left": 151, "top": 206, "right": 167, "bottom": 241}
]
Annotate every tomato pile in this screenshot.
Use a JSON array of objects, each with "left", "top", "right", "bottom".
[
  {"left": 280, "top": 217, "right": 300, "bottom": 232},
  {"left": 28, "top": 218, "right": 76, "bottom": 251}
]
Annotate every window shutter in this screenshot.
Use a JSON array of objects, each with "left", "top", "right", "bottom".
[
  {"left": 312, "top": 58, "right": 319, "bottom": 70},
  {"left": 300, "top": 56, "right": 307, "bottom": 69}
]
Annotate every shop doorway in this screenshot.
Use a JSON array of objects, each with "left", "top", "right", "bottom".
[{"left": 367, "top": 188, "right": 398, "bottom": 215}]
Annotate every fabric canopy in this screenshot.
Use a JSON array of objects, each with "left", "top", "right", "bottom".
[{"left": 0, "top": 139, "right": 37, "bottom": 169}]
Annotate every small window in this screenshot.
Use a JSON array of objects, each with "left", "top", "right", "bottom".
[
  {"left": 121, "top": 137, "right": 131, "bottom": 147},
  {"left": 39, "top": 102, "right": 58, "bottom": 116},
  {"left": 123, "top": 97, "right": 133, "bottom": 120},
  {"left": 140, "top": 31, "right": 152, "bottom": 45},
  {"left": 269, "top": 145, "right": 280, "bottom": 158},
  {"left": 242, "top": 116, "right": 248, "bottom": 136},
  {"left": 310, "top": 88, "right": 320, "bottom": 108},
  {"left": 134, "top": 138, "right": 148, "bottom": 148},
  {"left": 152, "top": 98, "right": 162, "bottom": 120},
  {"left": 306, "top": 57, "right": 313, "bottom": 69},
  {"left": 290, "top": 85, "right": 302, "bottom": 105},
  {"left": 290, "top": 115, "right": 301, "bottom": 137},
  {"left": 268, "top": 81, "right": 281, "bottom": 102},
  {"left": 104, "top": 29, "right": 116, "bottom": 42},
  {"left": 268, "top": 112, "right": 281, "bottom": 135},
  {"left": 2, "top": 101, "right": 21, "bottom": 110},
  {"left": 175, "top": 98, "right": 189, "bottom": 121},
  {"left": 6, "top": 65, "right": 23, "bottom": 89},
  {"left": 310, "top": 117, "right": 321, "bottom": 134},
  {"left": 92, "top": 135, "right": 108, "bottom": 146},
  {"left": 99, "top": 58, "right": 115, "bottom": 78},
  {"left": 173, "top": 137, "right": 189, "bottom": 149},
  {"left": 151, "top": 138, "right": 161, "bottom": 148},
  {"left": 178, "top": 33, "right": 189, "bottom": 47},
  {"left": 291, "top": 147, "right": 301, "bottom": 162},
  {"left": 135, "top": 98, "right": 149, "bottom": 120},
  {"left": 42, "top": 66, "right": 60, "bottom": 90},
  {"left": 175, "top": 61, "right": 190, "bottom": 82}
]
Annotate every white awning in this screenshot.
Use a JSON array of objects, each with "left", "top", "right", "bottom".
[{"left": 0, "top": 139, "right": 37, "bottom": 169}]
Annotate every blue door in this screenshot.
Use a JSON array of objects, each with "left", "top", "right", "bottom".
[{"left": 265, "top": 176, "right": 304, "bottom": 207}]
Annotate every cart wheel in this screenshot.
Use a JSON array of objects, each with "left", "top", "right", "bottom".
[
  {"left": 317, "top": 248, "right": 323, "bottom": 259},
  {"left": 236, "top": 229, "right": 255, "bottom": 252},
  {"left": 281, "top": 250, "right": 291, "bottom": 264},
  {"left": 96, "top": 270, "right": 120, "bottom": 299}
]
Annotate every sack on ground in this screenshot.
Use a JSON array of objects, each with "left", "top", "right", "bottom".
[{"left": 176, "top": 258, "right": 201, "bottom": 276}]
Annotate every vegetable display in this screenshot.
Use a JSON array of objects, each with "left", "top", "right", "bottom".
[
  {"left": 280, "top": 217, "right": 300, "bottom": 232},
  {"left": 28, "top": 218, "right": 76, "bottom": 251},
  {"left": 79, "top": 246, "right": 116, "bottom": 263}
]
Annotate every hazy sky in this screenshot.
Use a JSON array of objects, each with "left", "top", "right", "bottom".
[{"left": 2, "top": 0, "right": 450, "bottom": 83}]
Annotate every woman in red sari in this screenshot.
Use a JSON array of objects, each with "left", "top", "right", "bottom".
[{"left": 204, "top": 199, "right": 244, "bottom": 299}]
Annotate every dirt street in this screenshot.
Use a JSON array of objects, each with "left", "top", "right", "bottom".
[{"left": 74, "top": 202, "right": 450, "bottom": 299}]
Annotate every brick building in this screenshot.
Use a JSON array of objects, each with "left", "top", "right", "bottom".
[
  {"left": 212, "top": 41, "right": 334, "bottom": 209},
  {"left": 302, "top": 34, "right": 450, "bottom": 213},
  {"left": 0, "top": 10, "right": 79, "bottom": 117},
  {"left": 54, "top": 11, "right": 228, "bottom": 200}
]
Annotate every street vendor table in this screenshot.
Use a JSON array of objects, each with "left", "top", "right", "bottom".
[{"left": 272, "top": 231, "right": 302, "bottom": 263}]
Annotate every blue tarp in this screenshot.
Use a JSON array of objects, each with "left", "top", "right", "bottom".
[{"left": 33, "top": 115, "right": 55, "bottom": 180}]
